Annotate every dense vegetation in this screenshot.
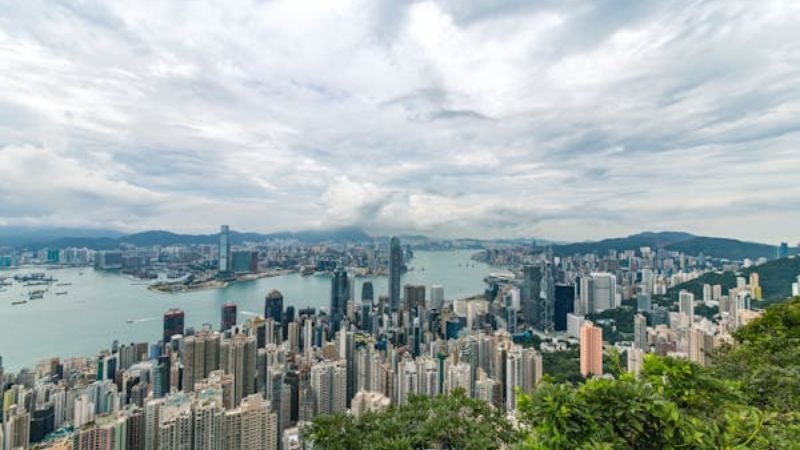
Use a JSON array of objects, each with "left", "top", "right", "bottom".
[
  {"left": 307, "top": 297, "right": 800, "bottom": 449},
  {"left": 664, "top": 256, "right": 800, "bottom": 302},
  {"left": 303, "top": 389, "right": 520, "bottom": 450},
  {"left": 551, "top": 231, "right": 786, "bottom": 261},
  {"left": 586, "top": 306, "right": 635, "bottom": 344}
]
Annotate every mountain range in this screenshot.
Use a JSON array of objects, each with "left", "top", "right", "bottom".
[
  {"left": 551, "top": 231, "right": 789, "bottom": 261},
  {"left": 0, "top": 227, "right": 790, "bottom": 261},
  {"left": 0, "top": 226, "right": 371, "bottom": 250}
]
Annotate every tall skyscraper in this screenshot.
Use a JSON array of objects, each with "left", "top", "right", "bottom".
[
  {"left": 221, "top": 303, "right": 237, "bottom": 332},
  {"left": 553, "top": 284, "right": 575, "bottom": 331},
  {"left": 580, "top": 321, "right": 603, "bottom": 378},
  {"left": 218, "top": 225, "right": 230, "bottom": 274},
  {"left": 163, "top": 308, "right": 185, "bottom": 342},
  {"left": 310, "top": 361, "right": 347, "bottom": 416},
  {"left": 590, "top": 273, "right": 617, "bottom": 312},
  {"left": 634, "top": 314, "right": 647, "bottom": 351},
  {"left": 430, "top": 285, "right": 444, "bottom": 310},
  {"left": 265, "top": 290, "right": 284, "bottom": 324},
  {"left": 403, "top": 284, "right": 426, "bottom": 312},
  {"left": 388, "top": 237, "right": 403, "bottom": 312},
  {"left": 520, "top": 265, "right": 542, "bottom": 326},
  {"left": 679, "top": 290, "right": 695, "bottom": 325},
  {"left": 361, "top": 281, "right": 374, "bottom": 304},
  {"left": 537, "top": 261, "right": 556, "bottom": 331},
  {"left": 330, "top": 267, "right": 349, "bottom": 333},
  {"left": 222, "top": 394, "right": 277, "bottom": 450},
  {"left": 183, "top": 330, "right": 221, "bottom": 393},
  {"left": 221, "top": 333, "right": 257, "bottom": 407}
]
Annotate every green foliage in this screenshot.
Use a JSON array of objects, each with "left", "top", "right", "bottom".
[
  {"left": 517, "top": 378, "right": 683, "bottom": 449},
  {"left": 712, "top": 296, "right": 800, "bottom": 412},
  {"left": 308, "top": 298, "right": 800, "bottom": 450},
  {"left": 664, "top": 256, "right": 800, "bottom": 303},
  {"left": 640, "top": 355, "right": 745, "bottom": 414},
  {"left": 541, "top": 349, "right": 583, "bottom": 384},
  {"left": 586, "top": 307, "right": 634, "bottom": 344},
  {"left": 304, "top": 389, "right": 520, "bottom": 450}
]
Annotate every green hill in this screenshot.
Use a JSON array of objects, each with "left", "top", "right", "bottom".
[
  {"left": 553, "top": 231, "right": 784, "bottom": 261},
  {"left": 664, "top": 256, "right": 800, "bottom": 303}
]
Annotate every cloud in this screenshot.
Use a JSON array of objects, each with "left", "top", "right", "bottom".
[{"left": 0, "top": 0, "right": 799, "bottom": 243}]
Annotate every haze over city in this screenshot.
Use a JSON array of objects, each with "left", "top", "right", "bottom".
[{"left": 1, "top": 1, "right": 799, "bottom": 242}]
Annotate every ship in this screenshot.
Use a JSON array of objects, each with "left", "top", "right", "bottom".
[
  {"left": 55, "top": 291, "right": 68, "bottom": 296},
  {"left": 12, "top": 300, "right": 27, "bottom": 306},
  {"left": 28, "top": 289, "right": 45, "bottom": 300},
  {"left": 56, "top": 282, "right": 72, "bottom": 287}
]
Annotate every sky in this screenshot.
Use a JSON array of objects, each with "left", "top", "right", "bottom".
[{"left": 0, "top": 0, "right": 799, "bottom": 243}]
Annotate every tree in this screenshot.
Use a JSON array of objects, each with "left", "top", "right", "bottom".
[{"left": 304, "top": 389, "right": 520, "bottom": 450}]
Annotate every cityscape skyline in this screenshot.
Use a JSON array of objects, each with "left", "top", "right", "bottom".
[{"left": 2, "top": 1, "right": 800, "bottom": 242}]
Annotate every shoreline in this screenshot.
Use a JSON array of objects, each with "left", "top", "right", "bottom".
[{"left": 148, "top": 269, "right": 296, "bottom": 294}]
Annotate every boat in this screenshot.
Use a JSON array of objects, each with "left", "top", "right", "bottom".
[
  {"left": 55, "top": 291, "right": 68, "bottom": 296},
  {"left": 56, "top": 282, "right": 72, "bottom": 287},
  {"left": 11, "top": 300, "right": 27, "bottom": 305},
  {"left": 29, "top": 289, "right": 45, "bottom": 300}
]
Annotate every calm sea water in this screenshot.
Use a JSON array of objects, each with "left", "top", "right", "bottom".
[{"left": 0, "top": 250, "right": 490, "bottom": 371}]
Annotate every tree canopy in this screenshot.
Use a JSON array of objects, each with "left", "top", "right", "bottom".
[{"left": 307, "top": 297, "right": 800, "bottom": 449}]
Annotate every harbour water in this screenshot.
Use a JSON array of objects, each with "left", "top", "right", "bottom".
[{"left": 0, "top": 250, "right": 490, "bottom": 371}]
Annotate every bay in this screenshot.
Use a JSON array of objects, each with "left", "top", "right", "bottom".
[{"left": 0, "top": 250, "right": 490, "bottom": 371}]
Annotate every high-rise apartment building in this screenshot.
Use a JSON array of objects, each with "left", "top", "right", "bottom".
[
  {"left": 634, "top": 314, "right": 647, "bottom": 351},
  {"left": 580, "top": 321, "right": 603, "bottom": 378}
]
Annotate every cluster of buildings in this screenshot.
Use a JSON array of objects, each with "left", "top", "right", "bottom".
[
  {"left": 3, "top": 233, "right": 795, "bottom": 449},
  {"left": 1, "top": 237, "right": 545, "bottom": 450}
]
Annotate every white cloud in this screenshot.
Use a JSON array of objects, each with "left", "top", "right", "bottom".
[{"left": 0, "top": 0, "right": 799, "bottom": 243}]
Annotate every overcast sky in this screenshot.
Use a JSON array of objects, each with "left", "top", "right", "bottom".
[{"left": 1, "top": 0, "right": 799, "bottom": 243}]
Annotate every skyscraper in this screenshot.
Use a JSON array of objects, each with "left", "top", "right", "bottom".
[
  {"left": 388, "top": 237, "right": 403, "bottom": 312},
  {"left": 221, "top": 303, "right": 237, "bottom": 332},
  {"left": 330, "top": 267, "right": 349, "bottom": 333},
  {"left": 163, "top": 308, "right": 185, "bottom": 342},
  {"left": 553, "top": 284, "right": 575, "bottom": 331},
  {"left": 430, "top": 284, "right": 444, "bottom": 310},
  {"left": 361, "top": 281, "right": 374, "bottom": 304},
  {"left": 218, "top": 225, "right": 230, "bottom": 274},
  {"left": 221, "top": 333, "right": 257, "bottom": 407},
  {"left": 222, "top": 394, "right": 277, "bottom": 450},
  {"left": 403, "top": 284, "right": 426, "bottom": 312},
  {"left": 679, "top": 290, "right": 695, "bottom": 325},
  {"left": 634, "top": 314, "right": 647, "bottom": 351},
  {"left": 580, "top": 321, "right": 603, "bottom": 378},
  {"left": 310, "top": 361, "right": 347, "bottom": 415},
  {"left": 520, "top": 265, "right": 541, "bottom": 326},
  {"left": 264, "top": 290, "right": 284, "bottom": 324},
  {"left": 183, "top": 330, "right": 221, "bottom": 393},
  {"left": 590, "top": 273, "right": 616, "bottom": 312}
]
